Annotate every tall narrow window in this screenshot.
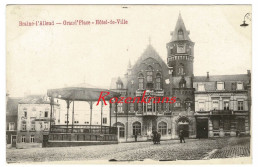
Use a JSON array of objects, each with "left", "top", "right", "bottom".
[
  {"left": 21, "top": 136, "right": 26, "bottom": 143},
  {"left": 158, "top": 121, "right": 167, "bottom": 135},
  {"left": 213, "top": 119, "right": 220, "bottom": 130},
  {"left": 133, "top": 122, "right": 141, "bottom": 135},
  {"left": 237, "top": 82, "right": 243, "bottom": 90},
  {"left": 138, "top": 73, "right": 144, "bottom": 90},
  {"left": 9, "top": 122, "right": 15, "bottom": 131},
  {"left": 237, "top": 118, "right": 245, "bottom": 132},
  {"left": 102, "top": 117, "right": 107, "bottom": 124},
  {"left": 147, "top": 98, "right": 152, "bottom": 112},
  {"left": 117, "top": 103, "right": 123, "bottom": 113},
  {"left": 30, "top": 135, "right": 35, "bottom": 143},
  {"left": 146, "top": 66, "right": 153, "bottom": 82},
  {"left": 22, "top": 122, "right": 26, "bottom": 131},
  {"left": 44, "top": 122, "right": 48, "bottom": 130},
  {"left": 130, "top": 103, "right": 134, "bottom": 112},
  {"left": 223, "top": 119, "right": 231, "bottom": 130},
  {"left": 238, "top": 101, "right": 244, "bottom": 110},
  {"left": 31, "top": 122, "right": 35, "bottom": 131},
  {"left": 212, "top": 101, "right": 219, "bottom": 110},
  {"left": 178, "top": 64, "right": 184, "bottom": 75},
  {"left": 44, "top": 111, "right": 48, "bottom": 117},
  {"left": 156, "top": 73, "right": 161, "bottom": 90},
  {"left": 175, "top": 98, "right": 181, "bottom": 107},
  {"left": 224, "top": 101, "right": 229, "bottom": 110},
  {"left": 198, "top": 102, "right": 205, "bottom": 111},
  {"left": 178, "top": 29, "right": 184, "bottom": 40},
  {"left": 119, "top": 127, "right": 125, "bottom": 138}
]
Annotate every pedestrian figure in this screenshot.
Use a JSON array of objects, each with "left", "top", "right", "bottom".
[
  {"left": 179, "top": 130, "right": 185, "bottom": 143},
  {"left": 236, "top": 130, "right": 240, "bottom": 137},
  {"left": 157, "top": 132, "right": 161, "bottom": 144},
  {"left": 134, "top": 134, "right": 137, "bottom": 142},
  {"left": 152, "top": 130, "right": 157, "bottom": 144}
]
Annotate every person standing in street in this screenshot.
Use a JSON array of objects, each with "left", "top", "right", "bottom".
[{"left": 179, "top": 130, "right": 185, "bottom": 143}]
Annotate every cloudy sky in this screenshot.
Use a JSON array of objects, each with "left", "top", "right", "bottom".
[{"left": 6, "top": 5, "right": 251, "bottom": 97}]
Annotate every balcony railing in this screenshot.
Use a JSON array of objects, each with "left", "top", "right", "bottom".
[{"left": 210, "top": 110, "right": 233, "bottom": 115}]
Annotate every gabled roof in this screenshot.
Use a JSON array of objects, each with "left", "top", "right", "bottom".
[
  {"left": 110, "top": 76, "right": 128, "bottom": 90},
  {"left": 170, "top": 13, "right": 192, "bottom": 42},
  {"left": 19, "top": 95, "right": 51, "bottom": 104},
  {"left": 132, "top": 44, "right": 169, "bottom": 69}
]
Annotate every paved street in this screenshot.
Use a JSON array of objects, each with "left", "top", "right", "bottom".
[{"left": 6, "top": 137, "right": 250, "bottom": 163}]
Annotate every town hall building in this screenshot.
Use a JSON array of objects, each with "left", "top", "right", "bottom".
[{"left": 109, "top": 14, "right": 251, "bottom": 142}]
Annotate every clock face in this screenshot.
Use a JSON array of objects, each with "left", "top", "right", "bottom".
[{"left": 177, "top": 44, "right": 185, "bottom": 53}]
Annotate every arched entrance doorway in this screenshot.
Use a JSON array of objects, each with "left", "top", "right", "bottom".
[
  {"left": 113, "top": 122, "right": 125, "bottom": 138},
  {"left": 177, "top": 116, "right": 190, "bottom": 137}
]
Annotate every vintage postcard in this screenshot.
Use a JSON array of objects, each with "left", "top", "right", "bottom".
[{"left": 6, "top": 5, "right": 251, "bottom": 164}]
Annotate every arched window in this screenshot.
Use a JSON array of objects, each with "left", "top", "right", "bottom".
[
  {"left": 179, "top": 76, "right": 186, "bottom": 88},
  {"left": 178, "top": 64, "right": 184, "bottom": 75},
  {"left": 156, "top": 73, "right": 161, "bottom": 90},
  {"left": 178, "top": 29, "right": 183, "bottom": 35},
  {"left": 178, "top": 29, "right": 184, "bottom": 39},
  {"left": 133, "top": 121, "right": 141, "bottom": 135},
  {"left": 116, "top": 77, "right": 123, "bottom": 89},
  {"left": 146, "top": 66, "right": 153, "bottom": 82},
  {"left": 185, "top": 98, "right": 191, "bottom": 110},
  {"left": 158, "top": 121, "right": 167, "bottom": 135},
  {"left": 113, "top": 122, "right": 125, "bottom": 138},
  {"left": 138, "top": 73, "right": 144, "bottom": 90},
  {"left": 175, "top": 98, "right": 181, "bottom": 107}
]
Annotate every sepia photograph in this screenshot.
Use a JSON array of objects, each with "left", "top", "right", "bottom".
[{"left": 5, "top": 4, "right": 252, "bottom": 164}]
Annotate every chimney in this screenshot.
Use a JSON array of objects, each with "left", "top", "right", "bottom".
[
  {"left": 207, "top": 72, "right": 209, "bottom": 78},
  {"left": 247, "top": 70, "right": 251, "bottom": 76}
]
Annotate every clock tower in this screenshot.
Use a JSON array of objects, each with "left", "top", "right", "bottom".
[{"left": 167, "top": 13, "right": 194, "bottom": 77}]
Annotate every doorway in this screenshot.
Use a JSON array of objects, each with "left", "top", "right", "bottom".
[
  {"left": 11, "top": 135, "right": 16, "bottom": 147},
  {"left": 178, "top": 124, "right": 189, "bottom": 137},
  {"left": 196, "top": 119, "right": 208, "bottom": 138}
]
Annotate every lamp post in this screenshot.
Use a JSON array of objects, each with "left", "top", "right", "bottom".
[{"left": 240, "top": 13, "right": 251, "bottom": 27}]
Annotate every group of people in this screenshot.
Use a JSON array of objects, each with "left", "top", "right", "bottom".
[
  {"left": 151, "top": 130, "right": 186, "bottom": 144},
  {"left": 152, "top": 130, "right": 161, "bottom": 144}
]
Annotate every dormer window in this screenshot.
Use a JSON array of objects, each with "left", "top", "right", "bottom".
[
  {"left": 178, "top": 29, "right": 184, "bottom": 39},
  {"left": 198, "top": 83, "right": 205, "bottom": 91},
  {"left": 237, "top": 82, "right": 243, "bottom": 90},
  {"left": 178, "top": 29, "right": 183, "bottom": 35},
  {"left": 117, "top": 83, "right": 122, "bottom": 89},
  {"left": 217, "top": 82, "right": 224, "bottom": 90}
]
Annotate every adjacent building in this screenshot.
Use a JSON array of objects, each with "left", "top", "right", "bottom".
[
  {"left": 16, "top": 95, "right": 60, "bottom": 148},
  {"left": 6, "top": 95, "right": 22, "bottom": 148},
  {"left": 194, "top": 72, "right": 251, "bottom": 138}
]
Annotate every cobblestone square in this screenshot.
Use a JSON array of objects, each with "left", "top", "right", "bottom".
[{"left": 6, "top": 137, "right": 250, "bottom": 163}]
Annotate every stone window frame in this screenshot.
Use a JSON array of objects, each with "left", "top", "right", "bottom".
[
  {"left": 132, "top": 121, "right": 141, "bottom": 136},
  {"left": 158, "top": 121, "right": 168, "bottom": 136},
  {"left": 9, "top": 122, "right": 15, "bottom": 131}
]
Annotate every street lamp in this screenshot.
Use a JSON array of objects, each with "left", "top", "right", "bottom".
[{"left": 240, "top": 13, "right": 251, "bottom": 27}]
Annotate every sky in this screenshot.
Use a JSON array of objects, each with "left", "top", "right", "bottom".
[{"left": 6, "top": 5, "right": 251, "bottom": 97}]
